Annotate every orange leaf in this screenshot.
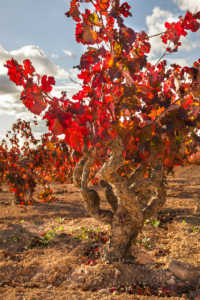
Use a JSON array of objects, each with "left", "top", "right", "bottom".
[
  {"left": 82, "top": 26, "right": 97, "bottom": 44},
  {"left": 148, "top": 107, "right": 165, "bottom": 120}
]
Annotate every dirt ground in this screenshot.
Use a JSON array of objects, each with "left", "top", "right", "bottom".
[{"left": 1, "top": 165, "right": 200, "bottom": 300}]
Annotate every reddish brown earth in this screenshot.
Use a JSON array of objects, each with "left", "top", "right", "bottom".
[{"left": 1, "top": 165, "right": 200, "bottom": 300}]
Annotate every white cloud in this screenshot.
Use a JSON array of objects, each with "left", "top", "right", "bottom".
[
  {"left": 146, "top": 7, "right": 174, "bottom": 36},
  {"left": 3, "top": 45, "right": 69, "bottom": 79},
  {"left": 0, "top": 92, "right": 30, "bottom": 116},
  {"left": 180, "top": 37, "right": 199, "bottom": 52},
  {"left": 146, "top": 6, "right": 200, "bottom": 60},
  {"left": 0, "top": 75, "right": 20, "bottom": 95},
  {"left": 63, "top": 49, "right": 76, "bottom": 58},
  {"left": 146, "top": 7, "right": 176, "bottom": 59},
  {"left": 51, "top": 53, "right": 59, "bottom": 59},
  {"left": 173, "top": 0, "right": 200, "bottom": 13},
  {"left": 0, "top": 45, "right": 79, "bottom": 121},
  {"left": 52, "top": 82, "right": 80, "bottom": 99},
  {"left": 167, "top": 57, "right": 188, "bottom": 66}
]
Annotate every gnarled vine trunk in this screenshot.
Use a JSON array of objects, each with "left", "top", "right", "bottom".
[{"left": 73, "top": 138, "right": 166, "bottom": 263}]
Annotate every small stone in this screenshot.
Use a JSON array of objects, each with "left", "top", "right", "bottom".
[
  {"left": 167, "top": 277, "right": 176, "bottom": 285},
  {"left": 98, "top": 288, "right": 109, "bottom": 295},
  {"left": 168, "top": 260, "right": 200, "bottom": 285},
  {"left": 113, "top": 291, "right": 118, "bottom": 295},
  {"left": 166, "top": 271, "right": 173, "bottom": 278},
  {"left": 47, "top": 285, "right": 53, "bottom": 289}
]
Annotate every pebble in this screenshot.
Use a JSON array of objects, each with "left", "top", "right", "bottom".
[
  {"left": 166, "top": 270, "right": 173, "bottom": 278},
  {"left": 166, "top": 277, "right": 176, "bottom": 285},
  {"left": 47, "top": 285, "right": 53, "bottom": 289},
  {"left": 98, "top": 288, "right": 109, "bottom": 295}
]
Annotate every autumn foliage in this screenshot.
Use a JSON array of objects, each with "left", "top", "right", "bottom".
[
  {"left": 5, "top": 1, "right": 200, "bottom": 174},
  {"left": 0, "top": 119, "right": 75, "bottom": 204},
  {"left": 4, "top": 0, "right": 200, "bottom": 261}
]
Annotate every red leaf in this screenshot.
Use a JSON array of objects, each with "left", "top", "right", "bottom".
[
  {"left": 96, "top": 0, "right": 110, "bottom": 11},
  {"left": 21, "top": 89, "right": 47, "bottom": 115},
  {"left": 41, "top": 75, "right": 55, "bottom": 93},
  {"left": 5, "top": 59, "right": 24, "bottom": 86},
  {"left": 23, "top": 59, "right": 35, "bottom": 77},
  {"left": 65, "top": 0, "right": 81, "bottom": 22},
  {"left": 119, "top": 2, "right": 131, "bottom": 17},
  {"left": 49, "top": 119, "right": 64, "bottom": 136},
  {"left": 29, "top": 100, "right": 47, "bottom": 115}
]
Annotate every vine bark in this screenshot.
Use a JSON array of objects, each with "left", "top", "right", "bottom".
[{"left": 73, "top": 137, "right": 167, "bottom": 263}]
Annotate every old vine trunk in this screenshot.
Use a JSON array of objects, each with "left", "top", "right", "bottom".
[{"left": 73, "top": 138, "right": 166, "bottom": 263}]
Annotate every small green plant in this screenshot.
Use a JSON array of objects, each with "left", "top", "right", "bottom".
[
  {"left": 74, "top": 226, "right": 92, "bottom": 240},
  {"left": 144, "top": 218, "right": 160, "bottom": 228},
  {"left": 12, "top": 235, "right": 20, "bottom": 242},
  {"left": 142, "top": 236, "right": 152, "bottom": 249},
  {"left": 137, "top": 234, "right": 152, "bottom": 249},
  {"left": 40, "top": 225, "right": 64, "bottom": 245},
  {"left": 191, "top": 225, "right": 200, "bottom": 233},
  {"left": 151, "top": 219, "right": 160, "bottom": 228},
  {"left": 73, "top": 226, "right": 107, "bottom": 243},
  {"left": 56, "top": 217, "right": 65, "bottom": 224}
]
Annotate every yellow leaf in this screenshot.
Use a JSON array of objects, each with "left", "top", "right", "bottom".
[
  {"left": 113, "top": 42, "right": 122, "bottom": 55},
  {"left": 89, "top": 13, "right": 100, "bottom": 26}
]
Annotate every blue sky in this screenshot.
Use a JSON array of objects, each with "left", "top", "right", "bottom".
[{"left": 1, "top": 0, "right": 200, "bottom": 139}]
